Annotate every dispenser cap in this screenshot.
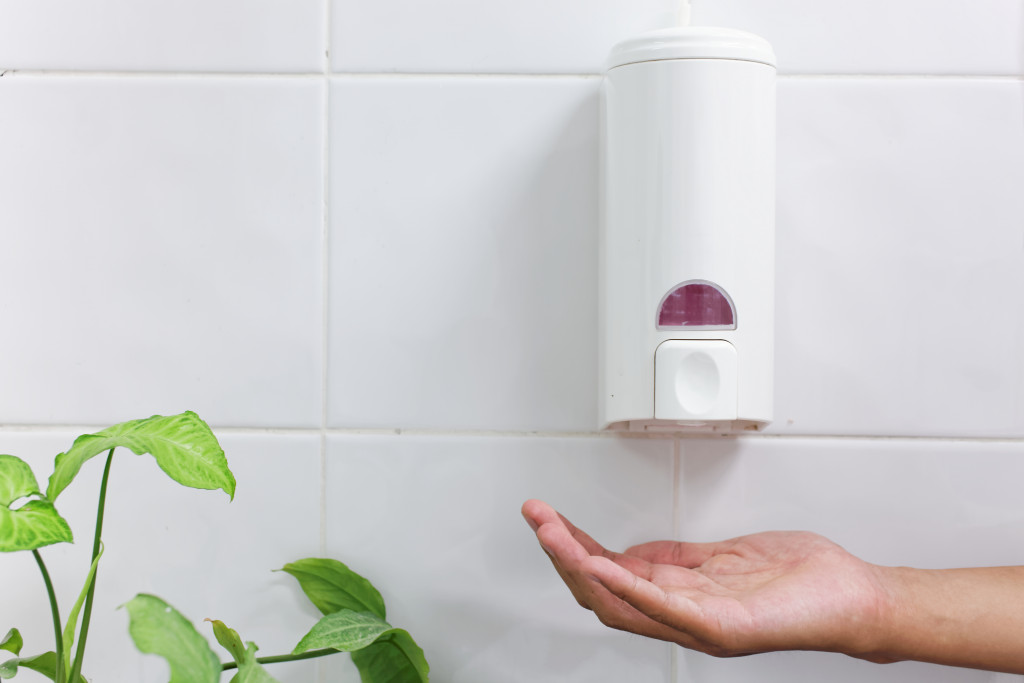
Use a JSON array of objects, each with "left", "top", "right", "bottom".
[{"left": 607, "top": 26, "right": 776, "bottom": 71}]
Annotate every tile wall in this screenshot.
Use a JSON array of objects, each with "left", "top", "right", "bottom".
[{"left": 1, "top": 1, "right": 1022, "bottom": 681}]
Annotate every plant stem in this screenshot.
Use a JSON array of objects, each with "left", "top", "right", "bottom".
[
  {"left": 32, "top": 549, "right": 65, "bottom": 683},
  {"left": 69, "top": 448, "right": 114, "bottom": 683},
  {"left": 221, "top": 648, "right": 339, "bottom": 671}
]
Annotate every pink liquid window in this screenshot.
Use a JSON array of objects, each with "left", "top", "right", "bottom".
[{"left": 657, "top": 281, "right": 736, "bottom": 329}]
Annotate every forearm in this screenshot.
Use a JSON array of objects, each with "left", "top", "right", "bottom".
[{"left": 860, "top": 565, "right": 1024, "bottom": 673}]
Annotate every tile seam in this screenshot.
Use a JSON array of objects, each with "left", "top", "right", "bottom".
[
  {"left": 779, "top": 73, "right": 1024, "bottom": 81},
  {"left": 2, "top": 425, "right": 1021, "bottom": 443},
  {"left": 672, "top": 439, "right": 681, "bottom": 539},
  {"left": 2, "top": 70, "right": 1020, "bottom": 81},
  {"left": 670, "top": 438, "right": 681, "bottom": 682},
  {"left": 0, "top": 70, "right": 599, "bottom": 79},
  {"left": 319, "top": 0, "right": 332, "bottom": 592},
  {"left": 0, "top": 70, "right": 326, "bottom": 79}
]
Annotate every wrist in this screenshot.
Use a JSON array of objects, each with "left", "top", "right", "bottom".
[
  {"left": 850, "top": 564, "right": 1024, "bottom": 673},
  {"left": 842, "top": 563, "right": 914, "bottom": 664}
]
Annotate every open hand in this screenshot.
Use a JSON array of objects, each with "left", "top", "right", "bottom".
[{"left": 522, "top": 499, "right": 893, "bottom": 660}]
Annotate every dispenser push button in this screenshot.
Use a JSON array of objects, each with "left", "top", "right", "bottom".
[{"left": 654, "top": 340, "right": 738, "bottom": 421}]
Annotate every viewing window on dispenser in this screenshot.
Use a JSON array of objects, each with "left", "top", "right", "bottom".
[{"left": 656, "top": 280, "right": 736, "bottom": 330}]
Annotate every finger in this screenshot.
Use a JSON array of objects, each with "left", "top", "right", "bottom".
[
  {"left": 523, "top": 501, "right": 663, "bottom": 584},
  {"left": 535, "top": 521, "right": 599, "bottom": 609},
  {"left": 522, "top": 500, "right": 616, "bottom": 560},
  {"left": 539, "top": 526, "right": 725, "bottom": 653},
  {"left": 578, "top": 556, "right": 719, "bottom": 652},
  {"left": 537, "top": 520, "right": 591, "bottom": 565},
  {"left": 583, "top": 555, "right": 712, "bottom": 641},
  {"left": 544, "top": 519, "right": 665, "bottom": 589},
  {"left": 533, "top": 517, "right": 658, "bottom": 610},
  {"left": 561, "top": 517, "right": 618, "bottom": 560},
  {"left": 521, "top": 499, "right": 556, "bottom": 532},
  {"left": 539, "top": 525, "right": 696, "bottom": 644},
  {"left": 526, "top": 503, "right": 624, "bottom": 612}
]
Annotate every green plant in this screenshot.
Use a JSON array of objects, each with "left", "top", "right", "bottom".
[{"left": 0, "top": 411, "right": 429, "bottom": 682}]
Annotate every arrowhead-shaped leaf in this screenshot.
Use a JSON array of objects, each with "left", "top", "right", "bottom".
[
  {"left": 280, "top": 558, "right": 386, "bottom": 619},
  {"left": 0, "top": 651, "right": 87, "bottom": 682},
  {"left": 208, "top": 621, "right": 280, "bottom": 683},
  {"left": 281, "top": 558, "right": 429, "bottom": 681},
  {"left": 47, "top": 411, "right": 235, "bottom": 501},
  {"left": 0, "top": 455, "right": 72, "bottom": 552},
  {"left": 123, "top": 594, "right": 220, "bottom": 683},
  {"left": 0, "top": 456, "right": 39, "bottom": 508},
  {"left": 0, "top": 630, "right": 21, "bottom": 656},
  {"left": 292, "top": 610, "right": 392, "bottom": 655},
  {"left": 351, "top": 630, "right": 429, "bottom": 683}
]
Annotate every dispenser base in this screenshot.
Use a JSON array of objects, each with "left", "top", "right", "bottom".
[{"left": 605, "top": 419, "right": 767, "bottom": 435}]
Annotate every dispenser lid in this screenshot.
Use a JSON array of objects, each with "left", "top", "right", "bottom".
[{"left": 607, "top": 26, "right": 776, "bottom": 70}]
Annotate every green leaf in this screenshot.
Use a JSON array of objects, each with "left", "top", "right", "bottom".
[
  {"left": 0, "top": 456, "right": 39, "bottom": 507},
  {"left": 208, "top": 621, "right": 280, "bottom": 683},
  {"left": 47, "top": 411, "right": 235, "bottom": 501},
  {"left": 351, "top": 631, "right": 429, "bottom": 683},
  {"left": 0, "top": 651, "right": 87, "bottom": 681},
  {"left": 123, "top": 594, "right": 220, "bottom": 683},
  {"left": 292, "top": 610, "right": 392, "bottom": 655},
  {"left": 62, "top": 545, "right": 104, "bottom": 676},
  {"left": 0, "top": 455, "right": 73, "bottom": 552},
  {"left": 0, "top": 630, "right": 21, "bottom": 656},
  {"left": 0, "top": 657, "right": 16, "bottom": 679},
  {"left": 280, "top": 558, "right": 386, "bottom": 619},
  {"left": 209, "top": 619, "right": 247, "bottom": 666}
]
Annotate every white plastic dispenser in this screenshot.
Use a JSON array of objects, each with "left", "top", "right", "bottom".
[{"left": 600, "top": 27, "right": 776, "bottom": 433}]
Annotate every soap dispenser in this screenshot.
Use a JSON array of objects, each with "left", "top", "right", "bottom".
[{"left": 599, "top": 26, "right": 776, "bottom": 433}]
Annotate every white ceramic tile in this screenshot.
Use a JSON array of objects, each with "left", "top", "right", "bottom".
[
  {"left": 1, "top": 430, "right": 322, "bottom": 682},
  {"left": 327, "top": 77, "right": 599, "bottom": 431},
  {"left": 331, "top": 0, "right": 678, "bottom": 73},
  {"left": 0, "top": 0, "right": 324, "bottom": 73},
  {"left": 678, "top": 438, "right": 1024, "bottom": 568},
  {"left": 674, "top": 437, "right": 1024, "bottom": 682},
  {"left": 690, "top": 0, "right": 1024, "bottom": 75},
  {"left": 0, "top": 76, "right": 323, "bottom": 428},
  {"left": 322, "top": 434, "right": 675, "bottom": 682},
  {"left": 771, "top": 79, "right": 1024, "bottom": 437}
]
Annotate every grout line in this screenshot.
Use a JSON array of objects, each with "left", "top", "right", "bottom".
[
  {"left": 317, "top": 5, "right": 331, "bottom": 682},
  {"left": 1, "top": 423, "right": 1021, "bottom": 444},
  {"left": 729, "top": 432, "right": 1024, "bottom": 444},
  {"left": 319, "top": 0, "right": 332, "bottom": 565},
  {"left": 318, "top": 132, "right": 329, "bottom": 561},
  {"left": 670, "top": 439, "right": 681, "bottom": 681},
  {"left": 0, "top": 70, "right": 327, "bottom": 80},
  {"left": 0, "top": 69, "right": 600, "bottom": 79},
  {"left": 779, "top": 73, "right": 1024, "bottom": 81},
  {"left": 328, "top": 72, "right": 603, "bottom": 80},
  {"left": 324, "top": 0, "right": 332, "bottom": 78},
  {"left": 672, "top": 440, "right": 681, "bottom": 540},
  {"left": 1, "top": 69, "right": 1020, "bottom": 81}
]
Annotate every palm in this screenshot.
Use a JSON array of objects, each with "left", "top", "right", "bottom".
[{"left": 629, "top": 531, "right": 886, "bottom": 654}]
